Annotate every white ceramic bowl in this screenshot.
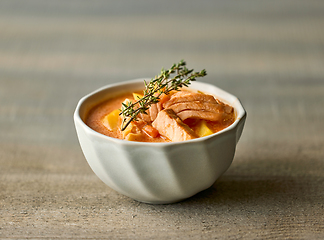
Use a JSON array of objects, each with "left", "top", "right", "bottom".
[{"left": 74, "top": 79, "right": 246, "bottom": 204}]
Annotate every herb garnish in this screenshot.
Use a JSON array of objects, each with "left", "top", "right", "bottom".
[{"left": 119, "top": 60, "right": 207, "bottom": 131}]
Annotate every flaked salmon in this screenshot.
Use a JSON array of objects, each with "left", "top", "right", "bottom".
[
  {"left": 177, "top": 110, "right": 224, "bottom": 122},
  {"left": 152, "top": 109, "right": 198, "bottom": 142},
  {"left": 162, "top": 91, "right": 234, "bottom": 122},
  {"left": 167, "top": 101, "right": 222, "bottom": 113},
  {"left": 163, "top": 91, "right": 216, "bottom": 109}
]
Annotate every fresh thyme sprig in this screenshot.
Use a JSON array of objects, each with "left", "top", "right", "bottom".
[{"left": 119, "top": 60, "right": 207, "bottom": 131}]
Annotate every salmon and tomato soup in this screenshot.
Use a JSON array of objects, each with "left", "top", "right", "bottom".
[{"left": 86, "top": 88, "right": 235, "bottom": 143}]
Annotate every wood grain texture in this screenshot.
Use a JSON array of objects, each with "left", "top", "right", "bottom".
[{"left": 0, "top": 0, "right": 324, "bottom": 239}]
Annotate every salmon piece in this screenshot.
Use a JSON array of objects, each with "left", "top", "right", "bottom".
[
  {"left": 148, "top": 94, "right": 168, "bottom": 121},
  {"left": 167, "top": 101, "right": 223, "bottom": 113},
  {"left": 139, "top": 112, "right": 151, "bottom": 122},
  {"left": 177, "top": 110, "right": 224, "bottom": 122},
  {"left": 158, "top": 93, "right": 172, "bottom": 105},
  {"left": 152, "top": 109, "right": 198, "bottom": 142},
  {"left": 163, "top": 91, "right": 216, "bottom": 109},
  {"left": 162, "top": 91, "right": 234, "bottom": 122},
  {"left": 224, "top": 105, "right": 234, "bottom": 114},
  {"left": 149, "top": 103, "right": 159, "bottom": 121}
]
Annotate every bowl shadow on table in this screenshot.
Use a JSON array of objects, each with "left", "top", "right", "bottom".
[
  {"left": 185, "top": 174, "right": 289, "bottom": 206},
  {"left": 133, "top": 164, "right": 310, "bottom": 225},
  {"left": 163, "top": 157, "right": 316, "bottom": 209}
]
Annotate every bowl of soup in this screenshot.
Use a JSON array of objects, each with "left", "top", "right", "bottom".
[{"left": 74, "top": 78, "right": 246, "bottom": 204}]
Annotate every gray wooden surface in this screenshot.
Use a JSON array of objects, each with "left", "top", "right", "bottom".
[{"left": 1, "top": 0, "right": 324, "bottom": 239}]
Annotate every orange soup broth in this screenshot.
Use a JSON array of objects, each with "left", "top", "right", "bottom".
[
  {"left": 86, "top": 91, "right": 235, "bottom": 143},
  {"left": 86, "top": 92, "right": 168, "bottom": 142}
]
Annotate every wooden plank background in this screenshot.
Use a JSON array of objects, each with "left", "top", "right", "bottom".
[{"left": 0, "top": 0, "right": 323, "bottom": 238}]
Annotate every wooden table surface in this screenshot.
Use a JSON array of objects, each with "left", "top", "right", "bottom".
[{"left": 1, "top": 0, "right": 323, "bottom": 239}]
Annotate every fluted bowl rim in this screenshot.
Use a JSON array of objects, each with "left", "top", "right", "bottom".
[{"left": 74, "top": 78, "right": 246, "bottom": 146}]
